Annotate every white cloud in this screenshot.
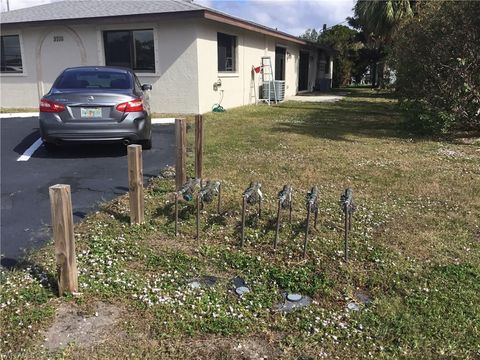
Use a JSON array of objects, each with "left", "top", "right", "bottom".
[
  {"left": 196, "top": 0, "right": 355, "bottom": 36},
  {"left": 1, "top": 0, "right": 58, "bottom": 12}
]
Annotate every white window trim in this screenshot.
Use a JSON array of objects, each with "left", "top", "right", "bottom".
[
  {"left": 97, "top": 24, "right": 160, "bottom": 76},
  {"left": 0, "top": 31, "right": 27, "bottom": 77},
  {"left": 217, "top": 31, "right": 239, "bottom": 75},
  {"left": 218, "top": 72, "right": 240, "bottom": 78}
]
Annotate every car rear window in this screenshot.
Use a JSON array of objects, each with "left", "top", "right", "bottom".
[{"left": 55, "top": 70, "right": 132, "bottom": 90}]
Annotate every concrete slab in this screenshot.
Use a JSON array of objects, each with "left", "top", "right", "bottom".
[{"left": 285, "top": 93, "right": 345, "bottom": 103}]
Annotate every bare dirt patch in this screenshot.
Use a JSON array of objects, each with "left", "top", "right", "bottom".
[{"left": 42, "top": 302, "right": 121, "bottom": 351}]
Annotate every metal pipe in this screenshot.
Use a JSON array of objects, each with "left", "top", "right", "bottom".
[
  {"left": 174, "top": 192, "right": 179, "bottom": 236},
  {"left": 344, "top": 208, "right": 349, "bottom": 262},
  {"left": 303, "top": 204, "right": 311, "bottom": 259},
  {"left": 196, "top": 194, "right": 200, "bottom": 241},
  {"left": 217, "top": 182, "right": 222, "bottom": 214},
  {"left": 274, "top": 198, "right": 281, "bottom": 251},
  {"left": 258, "top": 196, "right": 262, "bottom": 218},
  {"left": 241, "top": 196, "right": 246, "bottom": 247},
  {"left": 289, "top": 200, "right": 293, "bottom": 223}
]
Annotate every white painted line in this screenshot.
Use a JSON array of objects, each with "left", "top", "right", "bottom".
[
  {"left": 152, "top": 118, "right": 175, "bottom": 125},
  {"left": 17, "top": 138, "right": 43, "bottom": 162},
  {"left": 0, "top": 112, "right": 39, "bottom": 118}
]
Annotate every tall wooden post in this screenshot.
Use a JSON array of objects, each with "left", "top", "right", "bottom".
[
  {"left": 128, "top": 144, "right": 144, "bottom": 224},
  {"left": 49, "top": 184, "right": 78, "bottom": 296},
  {"left": 195, "top": 114, "right": 204, "bottom": 181},
  {"left": 175, "top": 118, "right": 186, "bottom": 191}
]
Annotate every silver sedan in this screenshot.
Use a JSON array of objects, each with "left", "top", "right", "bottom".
[{"left": 39, "top": 66, "right": 152, "bottom": 151}]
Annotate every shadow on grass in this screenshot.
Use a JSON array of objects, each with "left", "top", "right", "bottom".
[
  {"left": 102, "top": 207, "right": 130, "bottom": 224},
  {"left": 205, "top": 213, "right": 228, "bottom": 227},
  {"left": 154, "top": 202, "right": 196, "bottom": 224},
  {"left": 1, "top": 257, "right": 59, "bottom": 295},
  {"left": 273, "top": 92, "right": 415, "bottom": 142}
]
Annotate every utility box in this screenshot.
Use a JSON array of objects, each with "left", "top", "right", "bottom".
[{"left": 262, "top": 80, "right": 285, "bottom": 101}]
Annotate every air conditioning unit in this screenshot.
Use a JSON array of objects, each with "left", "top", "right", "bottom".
[{"left": 262, "top": 80, "right": 285, "bottom": 101}]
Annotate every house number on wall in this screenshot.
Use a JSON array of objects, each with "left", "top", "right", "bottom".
[{"left": 53, "top": 36, "right": 64, "bottom": 42}]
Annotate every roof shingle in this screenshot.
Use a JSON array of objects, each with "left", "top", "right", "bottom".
[{"left": 0, "top": 0, "right": 205, "bottom": 24}]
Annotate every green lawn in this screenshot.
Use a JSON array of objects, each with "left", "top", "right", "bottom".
[{"left": 1, "top": 88, "right": 479, "bottom": 359}]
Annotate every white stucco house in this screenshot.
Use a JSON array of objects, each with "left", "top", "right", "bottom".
[{"left": 0, "top": 0, "right": 334, "bottom": 114}]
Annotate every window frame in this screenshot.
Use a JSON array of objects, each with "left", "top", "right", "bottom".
[
  {"left": 103, "top": 28, "right": 156, "bottom": 74},
  {"left": 217, "top": 32, "right": 237, "bottom": 73},
  {"left": 0, "top": 33, "right": 26, "bottom": 77}
]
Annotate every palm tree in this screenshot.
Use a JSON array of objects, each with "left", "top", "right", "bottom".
[{"left": 352, "top": 0, "right": 414, "bottom": 87}]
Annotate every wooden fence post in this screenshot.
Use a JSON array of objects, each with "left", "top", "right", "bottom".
[
  {"left": 175, "top": 118, "right": 186, "bottom": 190},
  {"left": 49, "top": 184, "right": 78, "bottom": 296},
  {"left": 128, "top": 144, "right": 144, "bottom": 224},
  {"left": 195, "top": 114, "right": 204, "bottom": 181}
]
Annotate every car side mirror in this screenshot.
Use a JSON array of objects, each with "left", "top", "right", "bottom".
[{"left": 141, "top": 84, "right": 152, "bottom": 91}]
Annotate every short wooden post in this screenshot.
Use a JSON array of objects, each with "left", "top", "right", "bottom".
[
  {"left": 49, "top": 184, "right": 78, "bottom": 296},
  {"left": 128, "top": 144, "right": 144, "bottom": 224},
  {"left": 195, "top": 114, "right": 204, "bottom": 181},
  {"left": 175, "top": 118, "right": 187, "bottom": 191}
]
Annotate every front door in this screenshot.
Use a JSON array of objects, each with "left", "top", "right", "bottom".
[{"left": 298, "top": 51, "right": 309, "bottom": 91}]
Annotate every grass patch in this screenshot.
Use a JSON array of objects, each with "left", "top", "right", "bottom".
[{"left": 1, "top": 88, "right": 479, "bottom": 359}]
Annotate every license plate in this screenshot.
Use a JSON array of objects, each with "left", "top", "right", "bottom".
[{"left": 81, "top": 107, "right": 102, "bottom": 118}]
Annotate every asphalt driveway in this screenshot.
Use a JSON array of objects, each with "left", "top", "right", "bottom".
[{"left": 1, "top": 116, "right": 175, "bottom": 263}]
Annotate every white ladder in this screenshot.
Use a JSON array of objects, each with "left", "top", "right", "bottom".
[
  {"left": 258, "top": 56, "right": 277, "bottom": 105},
  {"left": 249, "top": 66, "right": 257, "bottom": 105}
]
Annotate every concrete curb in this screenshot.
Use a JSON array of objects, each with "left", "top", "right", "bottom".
[{"left": 0, "top": 112, "right": 39, "bottom": 118}]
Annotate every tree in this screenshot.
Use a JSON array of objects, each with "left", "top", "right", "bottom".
[
  {"left": 350, "top": 0, "right": 414, "bottom": 87},
  {"left": 300, "top": 25, "right": 365, "bottom": 87},
  {"left": 317, "top": 25, "right": 363, "bottom": 87},
  {"left": 300, "top": 28, "right": 319, "bottom": 42}
]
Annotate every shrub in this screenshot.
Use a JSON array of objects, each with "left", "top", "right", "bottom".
[{"left": 393, "top": 1, "right": 480, "bottom": 133}]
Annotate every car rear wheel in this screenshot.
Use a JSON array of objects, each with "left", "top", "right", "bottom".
[{"left": 140, "top": 138, "right": 152, "bottom": 150}]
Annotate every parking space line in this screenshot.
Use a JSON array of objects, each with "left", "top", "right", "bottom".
[{"left": 17, "top": 138, "right": 43, "bottom": 162}]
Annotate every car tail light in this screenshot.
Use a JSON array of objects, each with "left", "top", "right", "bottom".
[
  {"left": 40, "top": 98, "right": 65, "bottom": 113},
  {"left": 116, "top": 99, "right": 144, "bottom": 112}
]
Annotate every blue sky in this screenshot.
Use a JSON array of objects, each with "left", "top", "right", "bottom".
[{"left": 2, "top": 0, "right": 355, "bottom": 36}]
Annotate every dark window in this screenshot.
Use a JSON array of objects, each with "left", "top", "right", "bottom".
[
  {"left": 275, "top": 46, "right": 286, "bottom": 80},
  {"left": 325, "top": 56, "right": 330, "bottom": 74},
  {"left": 55, "top": 69, "right": 132, "bottom": 90},
  {"left": 217, "top": 33, "right": 236, "bottom": 72},
  {"left": 1, "top": 35, "right": 23, "bottom": 73},
  {"left": 103, "top": 30, "right": 155, "bottom": 72}
]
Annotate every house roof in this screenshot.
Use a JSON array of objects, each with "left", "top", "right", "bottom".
[
  {"left": 1, "top": 0, "right": 204, "bottom": 24},
  {"left": 0, "top": 0, "right": 310, "bottom": 45}
]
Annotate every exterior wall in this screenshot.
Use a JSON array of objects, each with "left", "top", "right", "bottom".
[
  {"left": 196, "top": 19, "right": 302, "bottom": 113},
  {"left": 0, "top": 19, "right": 200, "bottom": 113},
  {"left": 0, "top": 17, "right": 330, "bottom": 114}
]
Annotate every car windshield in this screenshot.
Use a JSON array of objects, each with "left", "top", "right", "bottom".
[{"left": 55, "top": 70, "right": 132, "bottom": 90}]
